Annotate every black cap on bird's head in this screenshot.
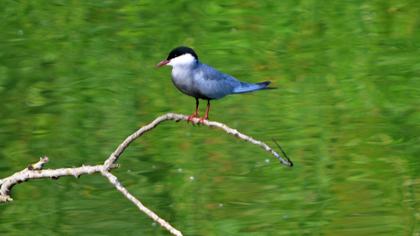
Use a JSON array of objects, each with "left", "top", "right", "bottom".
[
  {"left": 167, "top": 46, "right": 198, "bottom": 60},
  {"left": 157, "top": 46, "right": 198, "bottom": 67}
]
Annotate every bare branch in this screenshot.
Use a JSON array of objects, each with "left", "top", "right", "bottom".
[
  {"left": 103, "top": 113, "right": 292, "bottom": 168},
  {"left": 28, "top": 156, "right": 49, "bottom": 170},
  {"left": 0, "top": 113, "right": 292, "bottom": 235},
  {"left": 0, "top": 160, "right": 107, "bottom": 200},
  {"left": 101, "top": 171, "right": 182, "bottom": 236}
]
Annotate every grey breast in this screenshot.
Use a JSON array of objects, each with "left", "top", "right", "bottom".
[{"left": 171, "top": 66, "right": 197, "bottom": 97}]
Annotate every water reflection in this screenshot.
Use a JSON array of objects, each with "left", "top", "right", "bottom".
[{"left": 0, "top": 1, "right": 418, "bottom": 235}]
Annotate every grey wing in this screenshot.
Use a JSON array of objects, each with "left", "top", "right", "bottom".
[{"left": 193, "top": 63, "right": 241, "bottom": 99}]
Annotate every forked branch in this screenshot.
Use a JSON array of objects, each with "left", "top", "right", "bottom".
[{"left": 0, "top": 113, "right": 292, "bottom": 236}]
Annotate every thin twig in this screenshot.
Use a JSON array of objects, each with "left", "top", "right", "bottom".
[
  {"left": 101, "top": 170, "right": 182, "bottom": 236},
  {"left": 0, "top": 112, "right": 292, "bottom": 235}
]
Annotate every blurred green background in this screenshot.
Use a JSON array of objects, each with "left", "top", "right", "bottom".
[{"left": 0, "top": 1, "right": 419, "bottom": 235}]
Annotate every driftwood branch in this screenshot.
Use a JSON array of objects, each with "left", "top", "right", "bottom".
[{"left": 0, "top": 113, "right": 292, "bottom": 235}]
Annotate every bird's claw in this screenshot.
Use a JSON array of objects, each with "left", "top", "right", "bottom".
[
  {"left": 186, "top": 114, "right": 208, "bottom": 125},
  {"left": 187, "top": 113, "right": 199, "bottom": 123},
  {"left": 198, "top": 117, "right": 207, "bottom": 124}
]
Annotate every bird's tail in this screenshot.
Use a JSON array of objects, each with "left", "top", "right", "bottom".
[{"left": 232, "top": 81, "right": 271, "bottom": 94}]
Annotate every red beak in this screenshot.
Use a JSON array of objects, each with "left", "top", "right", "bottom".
[{"left": 156, "top": 60, "right": 169, "bottom": 68}]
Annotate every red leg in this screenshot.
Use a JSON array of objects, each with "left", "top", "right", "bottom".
[
  {"left": 187, "top": 98, "right": 200, "bottom": 122},
  {"left": 199, "top": 100, "right": 210, "bottom": 123}
]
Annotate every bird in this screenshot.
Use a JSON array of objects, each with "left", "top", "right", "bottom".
[{"left": 156, "top": 46, "right": 271, "bottom": 122}]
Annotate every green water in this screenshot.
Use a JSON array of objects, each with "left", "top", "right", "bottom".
[{"left": 0, "top": 1, "right": 419, "bottom": 235}]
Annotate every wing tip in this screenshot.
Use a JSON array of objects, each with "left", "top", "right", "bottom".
[
  {"left": 257, "top": 81, "right": 271, "bottom": 89},
  {"left": 233, "top": 80, "right": 274, "bottom": 94}
]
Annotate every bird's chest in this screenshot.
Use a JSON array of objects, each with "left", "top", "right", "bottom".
[{"left": 171, "top": 68, "right": 195, "bottom": 95}]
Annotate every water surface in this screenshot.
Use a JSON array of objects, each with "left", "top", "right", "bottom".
[{"left": 0, "top": 1, "right": 419, "bottom": 235}]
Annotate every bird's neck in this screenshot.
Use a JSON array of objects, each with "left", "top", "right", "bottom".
[{"left": 171, "top": 60, "right": 199, "bottom": 73}]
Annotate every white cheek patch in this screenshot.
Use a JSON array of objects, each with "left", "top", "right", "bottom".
[{"left": 168, "top": 53, "right": 195, "bottom": 67}]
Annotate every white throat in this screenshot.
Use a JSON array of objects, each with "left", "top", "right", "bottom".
[{"left": 168, "top": 53, "right": 196, "bottom": 68}]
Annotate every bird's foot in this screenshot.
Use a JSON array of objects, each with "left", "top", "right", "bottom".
[
  {"left": 198, "top": 116, "right": 208, "bottom": 124},
  {"left": 187, "top": 113, "right": 199, "bottom": 123}
]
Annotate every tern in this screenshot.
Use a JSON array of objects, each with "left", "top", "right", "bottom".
[{"left": 157, "top": 46, "right": 271, "bottom": 122}]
